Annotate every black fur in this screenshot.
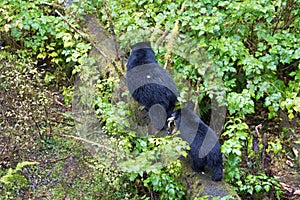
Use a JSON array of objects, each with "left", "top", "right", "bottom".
[
  {"left": 126, "top": 42, "right": 178, "bottom": 128},
  {"left": 127, "top": 47, "right": 158, "bottom": 70},
  {"left": 174, "top": 106, "right": 223, "bottom": 181}
]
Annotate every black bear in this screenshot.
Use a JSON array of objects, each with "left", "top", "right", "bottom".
[
  {"left": 173, "top": 105, "right": 223, "bottom": 181},
  {"left": 126, "top": 42, "right": 178, "bottom": 130}
]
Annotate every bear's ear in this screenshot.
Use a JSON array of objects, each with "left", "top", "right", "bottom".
[{"left": 131, "top": 42, "right": 151, "bottom": 50}]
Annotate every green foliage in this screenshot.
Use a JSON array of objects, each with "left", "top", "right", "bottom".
[
  {"left": 94, "top": 76, "right": 133, "bottom": 136},
  {"left": 236, "top": 173, "right": 282, "bottom": 199},
  {"left": 0, "top": 0, "right": 88, "bottom": 56},
  {"left": 0, "top": 162, "right": 38, "bottom": 198},
  {"left": 0, "top": 0, "right": 91, "bottom": 82},
  {"left": 0, "top": 1, "right": 94, "bottom": 198},
  {"left": 121, "top": 136, "right": 189, "bottom": 177},
  {"left": 1, "top": 162, "right": 38, "bottom": 187},
  {"left": 1, "top": 0, "right": 299, "bottom": 199},
  {"left": 222, "top": 117, "right": 283, "bottom": 198},
  {"left": 280, "top": 93, "right": 300, "bottom": 119},
  {"left": 144, "top": 172, "right": 185, "bottom": 200},
  {"left": 79, "top": 0, "right": 299, "bottom": 198},
  {"left": 221, "top": 118, "right": 249, "bottom": 181},
  {"left": 62, "top": 85, "right": 74, "bottom": 106},
  {"left": 76, "top": 161, "right": 138, "bottom": 200},
  {"left": 268, "top": 138, "right": 283, "bottom": 155},
  {"left": 121, "top": 136, "right": 189, "bottom": 199},
  {"left": 0, "top": 50, "right": 53, "bottom": 164},
  {"left": 227, "top": 89, "right": 255, "bottom": 118},
  {"left": 96, "top": 100, "right": 132, "bottom": 134},
  {"left": 85, "top": 0, "right": 300, "bottom": 119}
]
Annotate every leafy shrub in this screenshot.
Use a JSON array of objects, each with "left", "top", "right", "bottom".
[
  {"left": 0, "top": 162, "right": 38, "bottom": 199},
  {"left": 82, "top": 0, "right": 299, "bottom": 198},
  {"left": 92, "top": 72, "right": 188, "bottom": 198},
  {"left": 1, "top": 0, "right": 299, "bottom": 199},
  {"left": 236, "top": 173, "right": 282, "bottom": 199},
  {"left": 0, "top": 51, "right": 50, "bottom": 165},
  {"left": 0, "top": 0, "right": 91, "bottom": 82},
  {"left": 121, "top": 136, "right": 189, "bottom": 199},
  {"left": 221, "top": 118, "right": 249, "bottom": 181}
]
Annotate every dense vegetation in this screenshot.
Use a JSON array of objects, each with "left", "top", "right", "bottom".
[{"left": 0, "top": 0, "right": 299, "bottom": 199}]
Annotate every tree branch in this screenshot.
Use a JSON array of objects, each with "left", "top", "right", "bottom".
[
  {"left": 56, "top": 133, "right": 116, "bottom": 153},
  {"left": 54, "top": 9, "right": 107, "bottom": 58}
]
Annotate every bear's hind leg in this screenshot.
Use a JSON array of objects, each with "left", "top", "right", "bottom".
[
  {"left": 207, "top": 151, "right": 223, "bottom": 181},
  {"left": 210, "top": 165, "right": 223, "bottom": 181}
]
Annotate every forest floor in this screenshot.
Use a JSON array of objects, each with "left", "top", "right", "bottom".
[{"left": 245, "top": 110, "right": 300, "bottom": 199}]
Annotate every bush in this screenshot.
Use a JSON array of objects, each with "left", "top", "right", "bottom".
[
  {"left": 1, "top": 0, "right": 299, "bottom": 199},
  {"left": 84, "top": 0, "right": 299, "bottom": 198}
]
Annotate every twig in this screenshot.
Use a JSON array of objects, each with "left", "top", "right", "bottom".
[
  {"left": 163, "top": 1, "right": 186, "bottom": 69},
  {"left": 252, "top": 124, "right": 262, "bottom": 151},
  {"left": 103, "top": 0, "right": 119, "bottom": 61},
  {"left": 54, "top": 9, "right": 107, "bottom": 58},
  {"left": 54, "top": 10, "right": 87, "bottom": 41},
  {"left": 41, "top": 2, "right": 65, "bottom": 10},
  {"left": 271, "top": 1, "right": 285, "bottom": 36},
  {"left": 111, "top": 61, "right": 123, "bottom": 79},
  {"left": 56, "top": 133, "right": 116, "bottom": 153},
  {"left": 282, "top": 15, "right": 297, "bottom": 29},
  {"left": 54, "top": 94, "right": 66, "bottom": 107},
  {"left": 255, "top": 124, "right": 262, "bottom": 138},
  {"left": 156, "top": 29, "right": 169, "bottom": 46},
  {"left": 163, "top": 21, "right": 178, "bottom": 69},
  {"left": 262, "top": 132, "right": 270, "bottom": 170},
  {"left": 194, "top": 78, "right": 201, "bottom": 112},
  {"left": 43, "top": 155, "right": 71, "bottom": 164}
]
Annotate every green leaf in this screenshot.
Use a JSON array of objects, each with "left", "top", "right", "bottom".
[
  {"left": 255, "top": 185, "right": 262, "bottom": 193},
  {"left": 49, "top": 51, "right": 58, "bottom": 57},
  {"left": 129, "top": 172, "right": 138, "bottom": 181},
  {"left": 264, "top": 184, "right": 271, "bottom": 192},
  {"left": 15, "top": 161, "right": 39, "bottom": 172},
  {"left": 154, "top": 13, "right": 166, "bottom": 24},
  {"left": 44, "top": 72, "right": 55, "bottom": 84}
]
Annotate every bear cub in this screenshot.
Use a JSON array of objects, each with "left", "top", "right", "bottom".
[
  {"left": 173, "top": 105, "right": 223, "bottom": 181},
  {"left": 126, "top": 42, "right": 178, "bottom": 130}
]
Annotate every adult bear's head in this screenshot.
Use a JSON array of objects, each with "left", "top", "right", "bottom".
[{"left": 126, "top": 42, "right": 158, "bottom": 70}]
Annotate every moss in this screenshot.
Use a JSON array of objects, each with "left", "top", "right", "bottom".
[{"left": 179, "top": 160, "right": 240, "bottom": 199}]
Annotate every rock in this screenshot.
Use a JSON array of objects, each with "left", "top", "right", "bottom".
[{"left": 180, "top": 160, "right": 240, "bottom": 199}]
